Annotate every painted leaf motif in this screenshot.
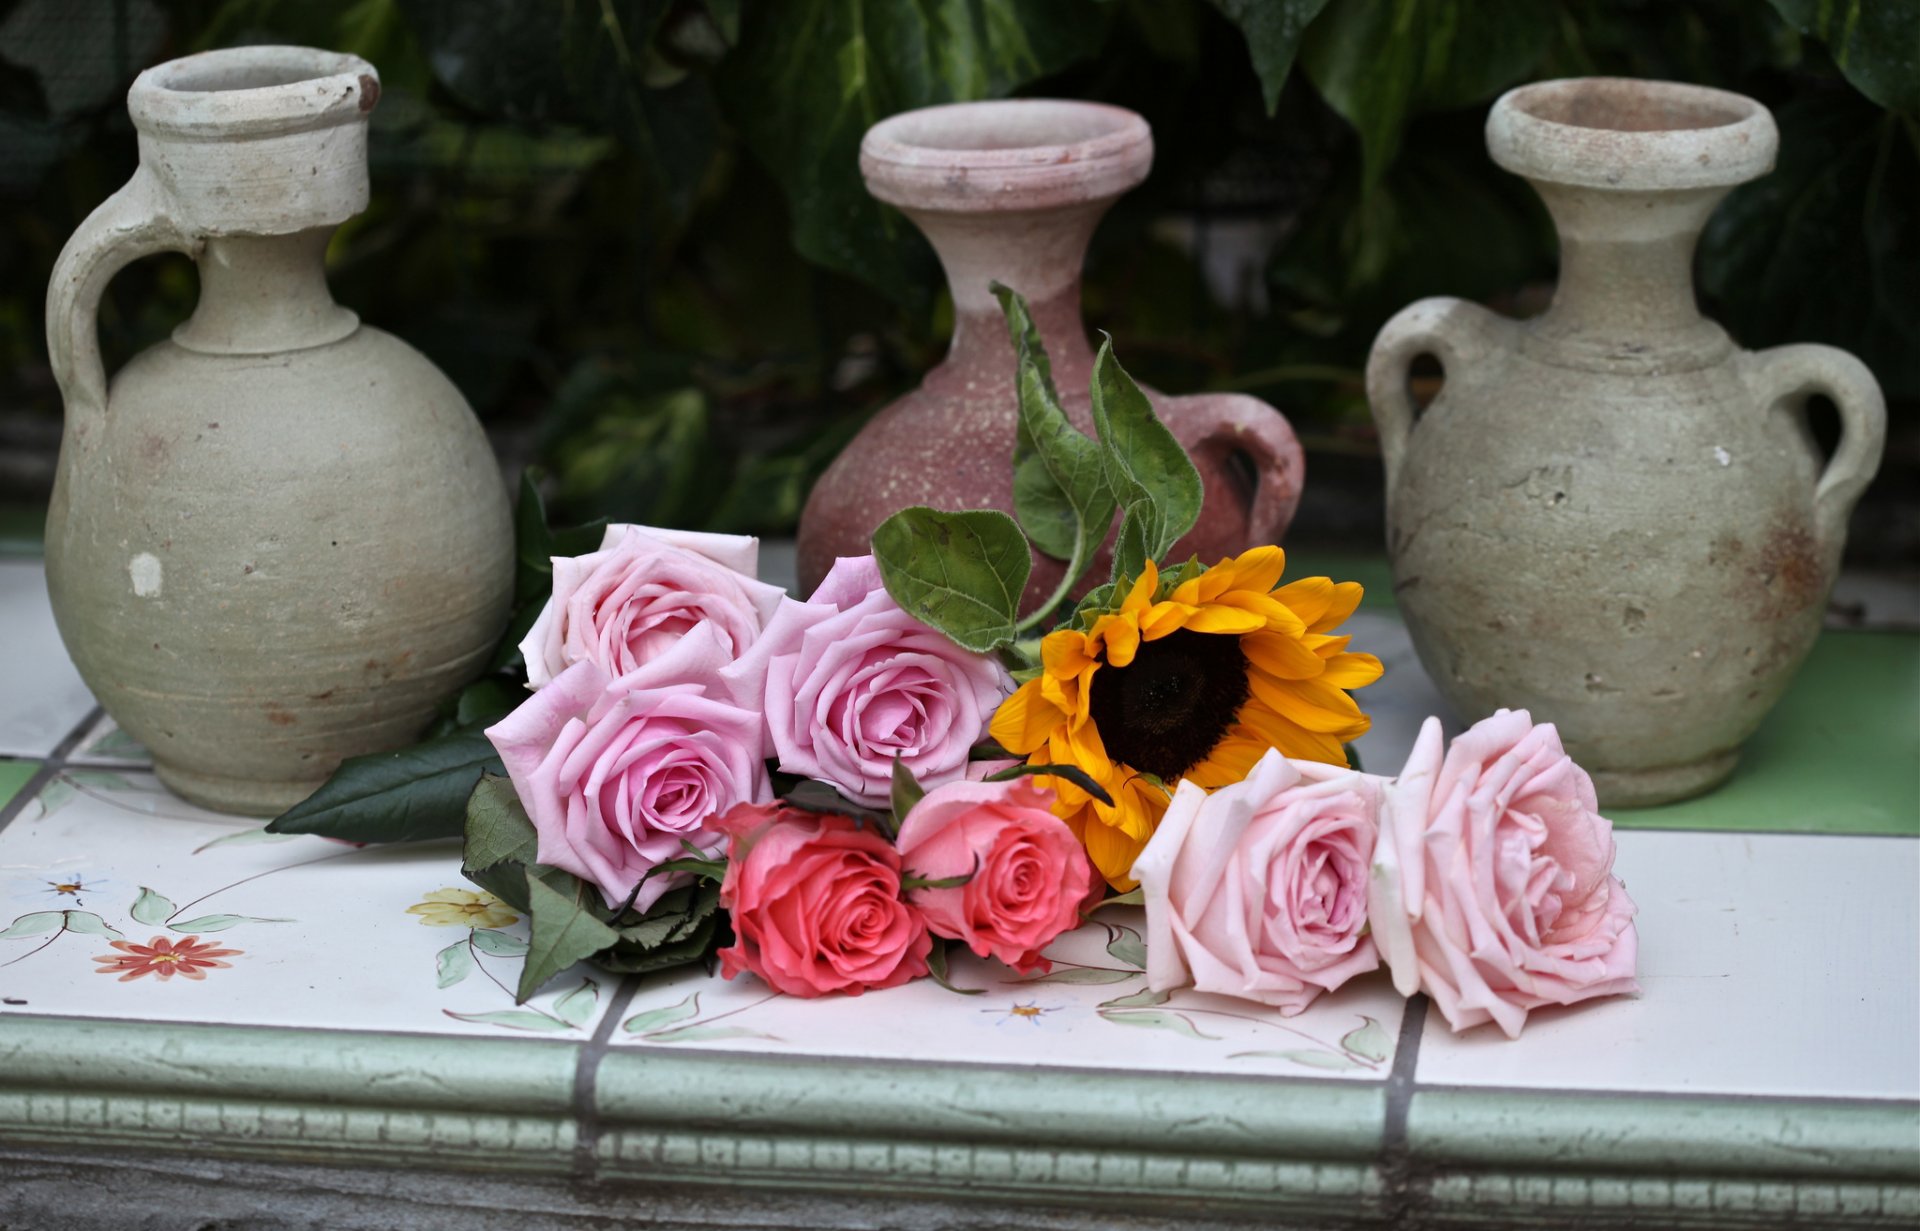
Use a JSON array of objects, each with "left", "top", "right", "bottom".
[
  {"left": 67, "top": 770, "right": 135, "bottom": 791},
  {"left": 168, "top": 914, "right": 289, "bottom": 933},
  {"left": 471, "top": 929, "right": 530, "bottom": 957},
  {"left": 0, "top": 911, "right": 63, "bottom": 940},
  {"left": 1341, "top": 1015, "right": 1392, "bottom": 1063},
  {"left": 552, "top": 978, "right": 600, "bottom": 1028},
  {"left": 59, "top": 911, "right": 121, "bottom": 938},
  {"left": 443, "top": 1008, "right": 573, "bottom": 1034},
  {"left": 33, "top": 780, "right": 74, "bottom": 818},
  {"left": 1099, "top": 986, "right": 1171, "bottom": 1010},
  {"left": 622, "top": 990, "right": 701, "bottom": 1035},
  {"left": 129, "top": 887, "right": 175, "bottom": 926},
  {"left": 435, "top": 940, "right": 474, "bottom": 989},
  {"left": 192, "top": 826, "right": 300, "bottom": 855},
  {"left": 1234, "top": 1048, "right": 1363, "bottom": 1071},
  {"left": 1105, "top": 927, "right": 1147, "bottom": 970},
  {"left": 645, "top": 1023, "right": 779, "bottom": 1045},
  {"left": 1097, "top": 1009, "right": 1220, "bottom": 1041},
  {"left": 1017, "top": 966, "right": 1137, "bottom": 986}
]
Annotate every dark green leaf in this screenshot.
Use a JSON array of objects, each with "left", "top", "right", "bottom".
[
  {"left": 926, "top": 939, "right": 984, "bottom": 995},
  {"left": 981, "top": 762, "right": 1114, "bottom": 806},
  {"left": 1109, "top": 500, "right": 1153, "bottom": 589},
  {"left": 516, "top": 868, "right": 621, "bottom": 1003},
  {"left": 268, "top": 730, "right": 503, "bottom": 843},
  {"left": 463, "top": 774, "right": 542, "bottom": 872},
  {"left": 781, "top": 779, "right": 897, "bottom": 832},
  {"left": 454, "top": 678, "right": 519, "bottom": 730},
  {"left": 1207, "top": 0, "right": 1334, "bottom": 113},
  {"left": 1765, "top": 0, "right": 1920, "bottom": 116},
  {"left": 1089, "top": 338, "right": 1202, "bottom": 562},
  {"left": 872, "top": 507, "right": 1032, "bottom": 652},
  {"left": 890, "top": 757, "right": 926, "bottom": 827}
]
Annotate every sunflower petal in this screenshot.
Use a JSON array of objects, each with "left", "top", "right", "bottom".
[
  {"left": 1321, "top": 652, "right": 1384, "bottom": 689},
  {"left": 1243, "top": 631, "right": 1326, "bottom": 679},
  {"left": 1247, "top": 671, "right": 1370, "bottom": 734},
  {"left": 1210, "top": 590, "right": 1308, "bottom": 637},
  {"left": 1092, "top": 612, "right": 1141, "bottom": 666},
  {"left": 1177, "top": 604, "right": 1268, "bottom": 635},
  {"left": 1309, "top": 581, "right": 1365, "bottom": 632},
  {"left": 990, "top": 682, "right": 1064, "bottom": 754},
  {"left": 1235, "top": 704, "right": 1352, "bottom": 765}
]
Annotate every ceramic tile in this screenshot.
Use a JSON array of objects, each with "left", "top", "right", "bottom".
[
  {"left": 1414, "top": 830, "right": 1920, "bottom": 1100},
  {"left": 0, "top": 560, "right": 95, "bottom": 757},
  {"left": 0, "top": 770, "right": 613, "bottom": 1040},
  {"left": 610, "top": 906, "right": 1406, "bottom": 1081},
  {"left": 65, "top": 712, "right": 154, "bottom": 768},
  {"left": 0, "top": 760, "right": 38, "bottom": 810},
  {"left": 1344, "top": 608, "right": 1462, "bottom": 779}
]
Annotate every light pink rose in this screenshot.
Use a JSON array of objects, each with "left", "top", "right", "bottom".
[
  {"left": 486, "top": 624, "right": 770, "bottom": 911},
  {"left": 520, "top": 524, "right": 786, "bottom": 688},
  {"left": 894, "top": 778, "right": 1094, "bottom": 974},
  {"left": 712, "top": 802, "right": 931, "bottom": 998},
  {"left": 1131, "top": 749, "right": 1381, "bottom": 1015},
  {"left": 721, "top": 556, "right": 1010, "bottom": 807},
  {"left": 1370, "top": 711, "right": 1640, "bottom": 1038}
]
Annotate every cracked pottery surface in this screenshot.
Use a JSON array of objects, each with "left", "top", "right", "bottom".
[
  {"left": 41, "top": 45, "right": 513, "bottom": 816},
  {"left": 1366, "top": 77, "right": 1887, "bottom": 807}
]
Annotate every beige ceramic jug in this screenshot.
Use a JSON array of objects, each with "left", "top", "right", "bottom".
[
  {"left": 1367, "top": 78, "right": 1886, "bottom": 807},
  {"left": 44, "top": 46, "right": 513, "bottom": 815}
]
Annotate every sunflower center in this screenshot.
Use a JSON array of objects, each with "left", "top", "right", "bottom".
[{"left": 1086, "top": 628, "right": 1249, "bottom": 781}]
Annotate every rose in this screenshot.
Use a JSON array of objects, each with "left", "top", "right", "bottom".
[
  {"left": 721, "top": 555, "right": 1010, "bottom": 806},
  {"left": 486, "top": 624, "right": 769, "bottom": 911},
  {"left": 712, "top": 802, "right": 931, "bottom": 998},
  {"left": 1131, "top": 749, "right": 1381, "bottom": 1015},
  {"left": 894, "top": 778, "right": 1094, "bottom": 974},
  {"left": 1370, "top": 711, "right": 1640, "bottom": 1038},
  {"left": 520, "top": 524, "right": 786, "bottom": 688}
]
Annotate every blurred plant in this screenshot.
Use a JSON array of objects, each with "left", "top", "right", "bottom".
[{"left": 0, "top": 0, "right": 1912, "bottom": 545}]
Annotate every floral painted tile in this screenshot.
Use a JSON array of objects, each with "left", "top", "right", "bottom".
[
  {"left": 1414, "top": 829, "right": 1920, "bottom": 1100},
  {"left": 611, "top": 907, "right": 1406, "bottom": 1080},
  {"left": 66, "top": 713, "right": 153, "bottom": 768},
  {"left": 0, "top": 769, "right": 613, "bottom": 1039},
  {"left": 0, "top": 561, "right": 95, "bottom": 757}
]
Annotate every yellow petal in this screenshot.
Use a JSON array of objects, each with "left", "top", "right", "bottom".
[
  {"left": 1247, "top": 671, "right": 1370, "bottom": 734},
  {"left": 1210, "top": 589, "right": 1308, "bottom": 637},
  {"left": 1177, "top": 603, "right": 1268, "bottom": 635},
  {"left": 990, "top": 682, "right": 1063, "bottom": 754},
  {"left": 1184, "top": 734, "right": 1268, "bottom": 788},
  {"left": 1235, "top": 704, "right": 1352, "bottom": 765},
  {"left": 1243, "top": 631, "right": 1326, "bottom": 680},
  {"left": 1091, "top": 612, "right": 1141, "bottom": 667},
  {"left": 1275, "top": 576, "right": 1335, "bottom": 625},
  {"left": 1309, "top": 581, "right": 1364, "bottom": 633},
  {"left": 1321, "top": 651, "right": 1384, "bottom": 690},
  {"left": 1042, "top": 629, "right": 1097, "bottom": 678}
]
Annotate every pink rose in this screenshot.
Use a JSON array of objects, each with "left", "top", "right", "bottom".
[
  {"left": 721, "top": 556, "right": 1010, "bottom": 807},
  {"left": 713, "top": 802, "right": 931, "bottom": 998},
  {"left": 1370, "top": 711, "right": 1640, "bottom": 1038},
  {"left": 894, "top": 778, "right": 1094, "bottom": 974},
  {"left": 486, "top": 625, "right": 769, "bottom": 911},
  {"left": 521, "top": 524, "right": 786, "bottom": 688},
  {"left": 1131, "top": 749, "right": 1381, "bottom": 1015}
]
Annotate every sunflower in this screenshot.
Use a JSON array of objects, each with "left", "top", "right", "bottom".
[{"left": 989, "top": 547, "right": 1382, "bottom": 890}]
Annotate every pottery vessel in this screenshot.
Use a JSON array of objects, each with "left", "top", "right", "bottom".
[
  {"left": 796, "top": 100, "right": 1305, "bottom": 604},
  {"left": 1367, "top": 78, "right": 1885, "bottom": 806},
  {"left": 44, "top": 46, "right": 513, "bottom": 815}
]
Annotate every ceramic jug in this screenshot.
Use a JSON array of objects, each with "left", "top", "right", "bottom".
[
  {"left": 1367, "top": 78, "right": 1885, "bottom": 807},
  {"left": 796, "top": 99, "right": 1305, "bottom": 605},
  {"left": 44, "top": 46, "right": 514, "bottom": 816}
]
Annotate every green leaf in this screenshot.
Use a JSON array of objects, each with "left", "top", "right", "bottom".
[
  {"left": 1105, "top": 926, "right": 1147, "bottom": 970},
  {"left": 268, "top": 729, "right": 504, "bottom": 843},
  {"left": 1343, "top": 743, "right": 1364, "bottom": 774},
  {"left": 463, "top": 775, "right": 542, "bottom": 873},
  {"left": 453, "top": 679, "right": 519, "bottom": 731},
  {"left": 1299, "top": 0, "right": 1553, "bottom": 193},
  {"left": 623, "top": 990, "right": 703, "bottom": 1034},
  {"left": 129, "top": 887, "right": 174, "bottom": 926},
  {"left": 1207, "top": 0, "right": 1334, "bottom": 113},
  {"left": 890, "top": 757, "right": 926, "bottom": 828},
  {"left": 614, "top": 882, "right": 720, "bottom": 949},
  {"left": 1765, "top": 0, "right": 1920, "bottom": 116},
  {"left": 1097, "top": 1008, "right": 1220, "bottom": 1040},
  {"left": 1109, "top": 501, "right": 1153, "bottom": 588},
  {"left": 1088, "top": 337, "right": 1202, "bottom": 563},
  {"left": 58, "top": 911, "right": 121, "bottom": 938},
  {"left": 1341, "top": 1015, "right": 1393, "bottom": 1064},
  {"left": 552, "top": 978, "right": 600, "bottom": 1028},
  {"left": 780, "top": 779, "right": 897, "bottom": 832},
  {"left": 516, "top": 868, "right": 621, "bottom": 1002},
  {"left": 443, "top": 1008, "right": 574, "bottom": 1034},
  {"left": 1017, "top": 966, "right": 1137, "bottom": 985},
  {"left": 168, "top": 914, "right": 289, "bottom": 933},
  {"left": 471, "top": 929, "right": 530, "bottom": 958},
  {"left": 1099, "top": 986, "right": 1170, "bottom": 1010},
  {"left": 872, "top": 507, "right": 1032, "bottom": 652},
  {"left": 0, "top": 911, "right": 64, "bottom": 940},
  {"left": 435, "top": 940, "right": 474, "bottom": 989},
  {"left": 981, "top": 763, "right": 1113, "bottom": 807},
  {"left": 1084, "top": 887, "right": 1144, "bottom": 915},
  {"left": 1234, "top": 1047, "right": 1363, "bottom": 1071},
  {"left": 714, "top": 0, "right": 1109, "bottom": 302},
  {"left": 926, "top": 939, "right": 985, "bottom": 995},
  {"left": 994, "top": 282, "right": 1117, "bottom": 578}
]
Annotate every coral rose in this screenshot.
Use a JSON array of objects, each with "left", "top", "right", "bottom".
[
  {"left": 894, "top": 778, "right": 1094, "bottom": 974},
  {"left": 713, "top": 802, "right": 931, "bottom": 997},
  {"left": 721, "top": 556, "right": 1010, "bottom": 807},
  {"left": 486, "top": 625, "right": 769, "bottom": 911},
  {"left": 1370, "top": 711, "right": 1640, "bottom": 1038},
  {"left": 520, "top": 523, "right": 786, "bottom": 688},
  {"left": 1131, "top": 749, "right": 1381, "bottom": 1015}
]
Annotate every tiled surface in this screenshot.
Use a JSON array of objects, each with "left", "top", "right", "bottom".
[
  {"left": 65, "top": 712, "right": 152, "bottom": 768},
  {"left": 0, "top": 759, "right": 37, "bottom": 809},
  {"left": 611, "top": 907, "right": 1406, "bottom": 1080},
  {"left": 0, "top": 561, "right": 93, "bottom": 757},
  {"left": 1416, "top": 829, "right": 1920, "bottom": 1101}
]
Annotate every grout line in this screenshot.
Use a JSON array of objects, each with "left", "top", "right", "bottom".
[
  {"left": 570, "top": 974, "right": 642, "bottom": 1181},
  {"left": 0, "top": 706, "right": 102, "bottom": 839},
  {"left": 1379, "top": 993, "right": 1429, "bottom": 1225}
]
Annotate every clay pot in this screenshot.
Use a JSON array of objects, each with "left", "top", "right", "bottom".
[
  {"left": 44, "top": 46, "right": 513, "bottom": 815},
  {"left": 1367, "top": 78, "right": 1886, "bottom": 807},
  {"left": 796, "top": 99, "right": 1304, "bottom": 606}
]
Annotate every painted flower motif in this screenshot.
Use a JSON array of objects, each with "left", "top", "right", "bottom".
[
  {"left": 12, "top": 871, "right": 110, "bottom": 908},
  {"left": 407, "top": 888, "right": 519, "bottom": 929},
  {"left": 93, "top": 935, "right": 242, "bottom": 982},
  {"left": 990, "top": 548, "right": 1382, "bottom": 889}
]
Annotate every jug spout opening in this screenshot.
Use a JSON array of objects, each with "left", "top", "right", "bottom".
[{"left": 1488, "top": 77, "right": 1777, "bottom": 194}]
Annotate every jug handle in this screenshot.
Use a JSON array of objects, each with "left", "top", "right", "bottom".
[
  {"left": 1746, "top": 343, "right": 1887, "bottom": 553},
  {"left": 1365, "top": 297, "right": 1506, "bottom": 492},
  {"left": 1177, "top": 393, "right": 1307, "bottom": 547},
  {"left": 45, "top": 167, "right": 198, "bottom": 443}
]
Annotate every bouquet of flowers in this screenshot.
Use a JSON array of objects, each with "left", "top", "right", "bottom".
[{"left": 274, "top": 289, "right": 1638, "bottom": 1037}]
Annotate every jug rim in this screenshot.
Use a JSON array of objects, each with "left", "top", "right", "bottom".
[
  {"left": 130, "top": 45, "right": 379, "bottom": 142},
  {"left": 862, "top": 99, "right": 1152, "bottom": 213},
  {"left": 1488, "top": 77, "right": 1777, "bottom": 193}
]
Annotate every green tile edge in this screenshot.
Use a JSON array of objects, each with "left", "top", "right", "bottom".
[{"left": 1409, "top": 1086, "right": 1920, "bottom": 1225}]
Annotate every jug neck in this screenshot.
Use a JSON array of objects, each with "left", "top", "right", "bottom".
[
  {"left": 172, "top": 228, "right": 358, "bottom": 356},
  {"left": 916, "top": 201, "right": 1105, "bottom": 386}
]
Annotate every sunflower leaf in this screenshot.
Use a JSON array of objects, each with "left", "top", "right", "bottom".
[
  {"left": 1110, "top": 500, "right": 1154, "bottom": 588},
  {"left": 872, "top": 507, "right": 1031, "bottom": 653},
  {"left": 1089, "top": 335, "right": 1202, "bottom": 563},
  {"left": 981, "top": 762, "right": 1114, "bottom": 807}
]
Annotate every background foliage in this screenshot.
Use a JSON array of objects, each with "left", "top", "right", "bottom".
[{"left": 0, "top": 0, "right": 1914, "bottom": 558}]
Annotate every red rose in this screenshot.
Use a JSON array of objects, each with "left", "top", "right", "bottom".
[{"left": 713, "top": 803, "right": 930, "bottom": 997}]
